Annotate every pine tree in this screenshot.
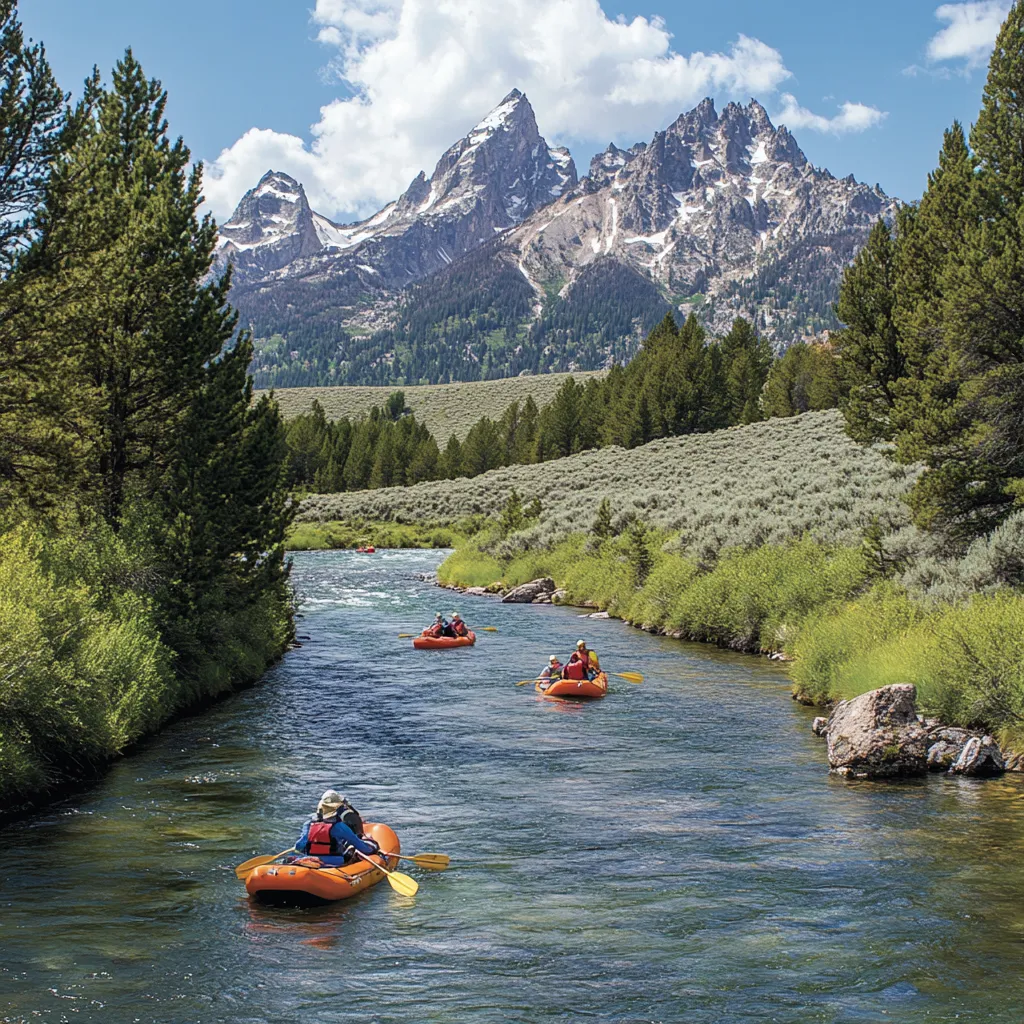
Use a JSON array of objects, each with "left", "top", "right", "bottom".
[
  {"left": 761, "top": 342, "right": 843, "bottom": 418},
  {"left": 516, "top": 396, "right": 540, "bottom": 463},
  {"left": 540, "top": 377, "right": 582, "bottom": 458},
  {"left": 903, "top": 3, "right": 1024, "bottom": 538},
  {"left": 441, "top": 434, "right": 463, "bottom": 479},
  {"left": 0, "top": 3, "right": 78, "bottom": 497},
  {"left": 369, "top": 423, "right": 400, "bottom": 488},
  {"left": 720, "top": 317, "right": 773, "bottom": 424},
  {"left": 406, "top": 436, "right": 440, "bottom": 483},
  {"left": 627, "top": 519, "right": 654, "bottom": 587},
  {"left": 592, "top": 497, "right": 614, "bottom": 540},
  {"left": 834, "top": 217, "right": 905, "bottom": 442},
  {"left": 461, "top": 416, "right": 503, "bottom": 476},
  {"left": 343, "top": 419, "right": 376, "bottom": 490},
  {"left": 500, "top": 487, "right": 525, "bottom": 536}
]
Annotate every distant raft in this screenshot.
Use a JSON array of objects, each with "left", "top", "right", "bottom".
[
  {"left": 535, "top": 671, "right": 609, "bottom": 700},
  {"left": 356, "top": 545, "right": 376, "bottom": 553},
  {"left": 245, "top": 822, "right": 400, "bottom": 905},
  {"left": 412, "top": 630, "right": 476, "bottom": 649}
]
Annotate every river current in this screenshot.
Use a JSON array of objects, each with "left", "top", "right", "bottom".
[{"left": 1, "top": 549, "right": 1023, "bottom": 1023}]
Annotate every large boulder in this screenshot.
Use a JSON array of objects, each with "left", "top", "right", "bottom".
[
  {"left": 463, "top": 586, "right": 491, "bottom": 597},
  {"left": 501, "top": 578, "right": 555, "bottom": 604},
  {"left": 826, "top": 684, "right": 929, "bottom": 778},
  {"left": 949, "top": 736, "right": 1005, "bottom": 776}
]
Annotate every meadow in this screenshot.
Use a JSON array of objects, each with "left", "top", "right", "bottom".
[
  {"left": 300, "top": 410, "right": 918, "bottom": 560},
  {"left": 262, "top": 370, "right": 605, "bottom": 439}
]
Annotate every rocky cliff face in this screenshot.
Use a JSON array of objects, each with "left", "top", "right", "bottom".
[
  {"left": 219, "top": 90, "right": 577, "bottom": 289},
  {"left": 223, "top": 93, "right": 900, "bottom": 386},
  {"left": 511, "top": 98, "right": 898, "bottom": 341}
]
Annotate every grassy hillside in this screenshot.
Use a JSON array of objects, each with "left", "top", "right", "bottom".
[
  {"left": 299, "top": 410, "right": 917, "bottom": 558},
  {"left": 260, "top": 370, "right": 606, "bottom": 441}
]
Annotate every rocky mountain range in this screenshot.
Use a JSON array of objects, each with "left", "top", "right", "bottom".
[{"left": 219, "top": 91, "right": 898, "bottom": 388}]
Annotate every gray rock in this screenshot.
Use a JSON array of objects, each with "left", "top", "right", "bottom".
[
  {"left": 949, "top": 736, "right": 1005, "bottom": 776},
  {"left": 463, "top": 586, "right": 491, "bottom": 597},
  {"left": 587, "top": 610, "right": 610, "bottom": 619},
  {"left": 812, "top": 717, "right": 828, "bottom": 737},
  {"left": 1004, "top": 751, "right": 1024, "bottom": 772},
  {"left": 826, "top": 684, "right": 928, "bottom": 778},
  {"left": 532, "top": 594, "right": 552, "bottom": 604},
  {"left": 551, "top": 589, "right": 568, "bottom": 604},
  {"left": 501, "top": 577, "right": 555, "bottom": 604}
]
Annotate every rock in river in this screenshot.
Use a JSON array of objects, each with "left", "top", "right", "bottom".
[
  {"left": 826, "top": 684, "right": 928, "bottom": 778},
  {"left": 949, "top": 735, "right": 1005, "bottom": 777},
  {"left": 502, "top": 578, "right": 555, "bottom": 604}
]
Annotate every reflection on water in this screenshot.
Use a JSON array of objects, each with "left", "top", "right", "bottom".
[{"left": 1, "top": 549, "right": 1023, "bottom": 1023}]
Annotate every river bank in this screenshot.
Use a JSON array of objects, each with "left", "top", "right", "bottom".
[
  {"left": 4, "top": 548, "right": 1024, "bottom": 1023},
  {"left": 435, "top": 530, "right": 1024, "bottom": 773}
]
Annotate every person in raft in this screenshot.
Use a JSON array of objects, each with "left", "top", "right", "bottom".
[
  {"left": 423, "top": 612, "right": 449, "bottom": 638},
  {"left": 293, "top": 790, "right": 380, "bottom": 866},
  {"left": 538, "top": 655, "right": 563, "bottom": 689},
  {"left": 449, "top": 612, "right": 470, "bottom": 637},
  {"left": 563, "top": 640, "right": 599, "bottom": 681}
]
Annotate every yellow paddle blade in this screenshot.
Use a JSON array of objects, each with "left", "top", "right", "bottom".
[
  {"left": 384, "top": 869, "right": 419, "bottom": 897},
  {"left": 480, "top": 626, "right": 499, "bottom": 632},
  {"left": 406, "top": 853, "right": 449, "bottom": 870},
  {"left": 398, "top": 633, "right": 419, "bottom": 638},
  {"left": 615, "top": 672, "right": 644, "bottom": 683},
  {"left": 234, "top": 847, "right": 295, "bottom": 879},
  {"left": 516, "top": 678, "right": 542, "bottom": 686}
]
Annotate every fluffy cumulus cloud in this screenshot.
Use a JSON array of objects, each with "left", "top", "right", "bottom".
[
  {"left": 773, "top": 94, "right": 887, "bottom": 135},
  {"left": 203, "top": 0, "right": 883, "bottom": 221},
  {"left": 926, "top": 2, "right": 1009, "bottom": 67}
]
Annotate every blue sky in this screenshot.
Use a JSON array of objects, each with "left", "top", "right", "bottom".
[{"left": 22, "top": 1, "right": 1008, "bottom": 221}]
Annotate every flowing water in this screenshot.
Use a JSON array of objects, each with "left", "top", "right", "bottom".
[{"left": 2, "top": 549, "right": 1023, "bottom": 1024}]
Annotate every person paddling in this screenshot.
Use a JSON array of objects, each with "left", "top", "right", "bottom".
[
  {"left": 575, "top": 639, "right": 600, "bottom": 679},
  {"left": 293, "top": 790, "right": 380, "bottom": 867},
  {"left": 449, "top": 611, "right": 470, "bottom": 638},
  {"left": 423, "top": 612, "right": 449, "bottom": 639},
  {"left": 538, "top": 655, "right": 563, "bottom": 690}
]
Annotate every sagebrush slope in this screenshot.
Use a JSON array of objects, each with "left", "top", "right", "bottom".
[{"left": 300, "top": 411, "right": 918, "bottom": 558}]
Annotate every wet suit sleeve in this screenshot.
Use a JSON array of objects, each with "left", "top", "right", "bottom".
[
  {"left": 330, "top": 821, "right": 379, "bottom": 856},
  {"left": 295, "top": 821, "right": 311, "bottom": 853}
]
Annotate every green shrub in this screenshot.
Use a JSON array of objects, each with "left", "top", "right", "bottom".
[
  {"left": 667, "top": 538, "right": 869, "bottom": 651},
  {"left": 0, "top": 520, "right": 171, "bottom": 808}
]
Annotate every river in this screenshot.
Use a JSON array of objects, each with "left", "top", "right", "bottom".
[{"left": 1, "top": 549, "right": 1023, "bottom": 1023}]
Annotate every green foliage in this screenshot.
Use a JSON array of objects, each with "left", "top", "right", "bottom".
[
  {"left": 791, "top": 586, "right": 1024, "bottom": 746},
  {"left": 592, "top": 497, "right": 614, "bottom": 540},
  {"left": 627, "top": 519, "right": 654, "bottom": 588},
  {"left": 0, "top": 43, "right": 293, "bottom": 810},
  {"left": 762, "top": 341, "right": 843, "bottom": 418},
  {"left": 833, "top": 6, "right": 1024, "bottom": 542},
  {"left": 500, "top": 488, "right": 526, "bottom": 536},
  {"left": 286, "top": 518, "right": 464, "bottom": 551}
]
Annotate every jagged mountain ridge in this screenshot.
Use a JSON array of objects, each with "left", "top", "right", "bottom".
[
  {"left": 218, "top": 89, "right": 577, "bottom": 289},
  {"left": 222, "top": 94, "right": 898, "bottom": 388}
]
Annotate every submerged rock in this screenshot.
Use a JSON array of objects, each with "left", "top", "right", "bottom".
[
  {"left": 826, "top": 684, "right": 928, "bottom": 778},
  {"left": 501, "top": 578, "right": 555, "bottom": 603},
  {"left": 949, "top": 736, "right": 1005, "bottom": 776},
  {"left": 812, "top": 717, "right": 829, "bottom": 737}
]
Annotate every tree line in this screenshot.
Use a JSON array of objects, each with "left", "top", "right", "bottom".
[
  {"left": 286, "top": 312, "right": 848, "bottom": 494},
  {"left": 832, "top": 2, "right": 1024, "bottom": 545},
  {"left": 0, "top": 4, "right": 292, "bottom": 807}
]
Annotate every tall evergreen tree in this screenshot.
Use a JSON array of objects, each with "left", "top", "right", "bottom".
[
  {"left": 833, "top": 217, "right": 905, "bottom": 442},
  {"left": 720, "top": 317, "right": 773, "bottom": 424}
]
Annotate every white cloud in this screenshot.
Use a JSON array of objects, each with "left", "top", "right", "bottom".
[
  {"left": 925, "top": 2, "right": 1009, "bottom": 68},
  {"left": 774, "top": 94, "right": 887, "bottom": 135},
  {"left": 202, "top": 0, "right": 881, "bottom": 221}
]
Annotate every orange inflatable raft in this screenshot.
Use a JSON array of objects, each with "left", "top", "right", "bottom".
[
  {"left": 245, "top": 822, "right": 400, "bottom": 905},
  {"left": 535, "top": 671, "right": 609, "bottom": 700},
  {"left": 412, "top": 630, "right": 476, "bottom": 649}
]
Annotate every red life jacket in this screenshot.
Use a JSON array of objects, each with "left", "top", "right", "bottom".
[
  {"left": 308, "top": 821, "right": 336, "bottom": 856},
  {"left": 424, "top": 623, "right": 444, "bottom": 638},
  {"left": 451, "top": 620, "right": 468, "bottom": 636},
  {"left": 563, "top": 657, "right": 586, "bottom": 680}
]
